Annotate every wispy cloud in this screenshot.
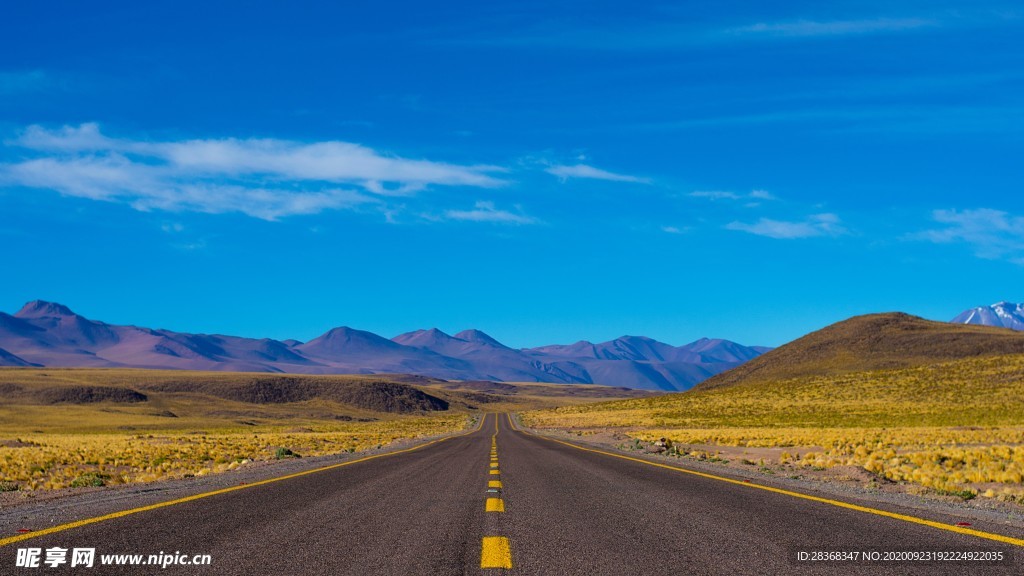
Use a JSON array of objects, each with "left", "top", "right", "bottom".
[
  {"left": 915, "top": 208, "right": 1024, "bottom": 263},
  {"left": 690, "top": 190, "right": 741, "bottom": 200},
  {"left": 545, "top": 163, "right": 650, "bottom": 184},
  {"left": 726, "top": 18, "right": 938, "bottom": 38},
  {"left": 1, "top": 123, "right": 506, "bottom": 220},
  {"left": 450, "top": 13, "right": 945, "bottom": 52},
  {"left": 690, "top": 189, "right": 777, "bottom": 201},
  {"left": 726, "top": 213, "right": 846, "bottom": 239},
  {"left": 442, "top": 201, "right": 535, "bottom": 224}
]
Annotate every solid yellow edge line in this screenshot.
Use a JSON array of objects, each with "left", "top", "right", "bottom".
[
  {"left": 507, "top": 413, "right": 1024, "bottom": 548},
  {"left": 0, "top": 413, "right": 485, "bottom": 548},
  {"left": 481, "top": 536, "right": 512, "bottom": 569}
]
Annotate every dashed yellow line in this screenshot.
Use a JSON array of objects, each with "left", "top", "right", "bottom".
[
  {"left": 507, "top": 413, "right": 1024, "bottom": 548},
  {"left": 0, "top": 415, "right": 486, "bottom": 548},
  {"left": 481, "top": 536, "right": 513, "bottom": 569},
  {"left": 481, "top": 414, "right": 512, "bottom": 569},
  {"left": 486, "top": 497, "right": 506, "bottom": 512}
]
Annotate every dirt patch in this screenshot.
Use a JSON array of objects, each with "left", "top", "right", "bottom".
[{"left": 0, "top": 439, "right": 37, "bottom": 448}]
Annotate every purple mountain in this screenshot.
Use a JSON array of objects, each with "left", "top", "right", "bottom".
[
  {"left": 0, "top": 300, "right": 770, "bottom": 391},
  {"left": 0, "top": 347, "right": 38, "bottom": 367}
]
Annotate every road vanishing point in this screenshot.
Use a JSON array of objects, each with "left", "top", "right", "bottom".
[{"left": 1, "top": 414, "right": 1022, "bottom": 575}]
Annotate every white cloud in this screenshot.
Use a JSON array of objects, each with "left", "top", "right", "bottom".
[
  {"left": 726, "top": 213, "right": 846, "bottom": 239},
  {"left": 442, "top": 201, "right": 535, "bottom": 224},
  {"left": 661, "top": 226, "right": 684, "bottom": 234},
  {"left": 545, "top": 163, "right": 650, "bottom": 184},
  {"left": 690, "top": 190, "right": 741, "bottom": 200},
  {"left": 749, "top": 189, "right": 777, "bottom": 200},
  {"left": 728, "top": 18, "right": 937, "bottom": 38},
  {"left": 690, "top": 189, "right": 778, "bottom": 201},
  {"left": 916, "top": 208, "right": 1024, "bottom": 262},
  {"left": 14, "top": 122, "right": 115, "bottom": 151},
  {"left": 1, "top": 123, "right": 506, "bottom": 220}
]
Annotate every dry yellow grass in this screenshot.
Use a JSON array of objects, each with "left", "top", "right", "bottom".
[
  {"left": 0, "top": 368, "right": 472, "bottom": 492},
  {"left": 0, "top": 416, "right": 467, "bottom": 491},
  {"left": 523, "top": 354, "right": 1024, "bottom": 502}
]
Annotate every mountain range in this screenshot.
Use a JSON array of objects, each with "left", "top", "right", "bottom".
[
  {"left": 951, "top": 301, "right": 1024, "bottom": 331},
  {"left": 0, "top": 301, "right": 769, "bottom": 391}
]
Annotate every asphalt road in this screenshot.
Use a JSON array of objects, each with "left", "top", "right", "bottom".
[{"left": 1, "top": 413, "right": 1020, "bottom": 575}]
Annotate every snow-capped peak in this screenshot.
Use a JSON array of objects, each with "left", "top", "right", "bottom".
[{"left": 951, "top": 301, "right": 1024, "bottom": 331}]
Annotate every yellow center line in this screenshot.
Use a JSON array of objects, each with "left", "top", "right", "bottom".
[
  {"left": 481, "top": 536, "right": 512, "bottom": 569},
  {"left": 0, "top": 415, "right": 486, "bottom": 548},
  {"left": 506, "top": 413, "right": 1024, "bottom": 548},
  {"left": 480, "top": 415, "right": 512, "bottom": 570},
  {"left": 485, "top": 497, "right": 505, "bottom": 512}
]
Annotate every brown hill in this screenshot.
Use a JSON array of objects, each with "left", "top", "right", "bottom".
[
  {"left": 697, "top": 312, "right": 1024, "bottom": 390},
  {"left": 0, "top": 371, "right": 448, "bottom": 414},
  {"left": 0, "top": 383, "right": 148, "bottom": 404},
  {"left": 132, "top": 376, "right": 450, "bottom": 413}
]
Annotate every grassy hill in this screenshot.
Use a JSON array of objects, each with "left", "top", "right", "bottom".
[
  {"left": 697, "top": 312, "right": 1024, "bottom": 391},
  {"left": 524, "top": 353, "right": 1024, "bottom": 429}
]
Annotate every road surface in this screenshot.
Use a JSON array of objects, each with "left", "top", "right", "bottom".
[{"left": 1, "top": 414, "right": 1020, "bottom": 574}]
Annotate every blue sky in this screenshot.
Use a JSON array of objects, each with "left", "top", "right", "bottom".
[{"left": 2, "top": 1, "right": 1023, "bottom": 348}]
